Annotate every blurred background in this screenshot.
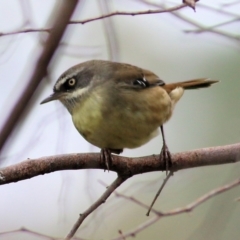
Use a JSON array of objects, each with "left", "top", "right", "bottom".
[{"left": 0, "top": 0, "right": 240, "bottom": 239}]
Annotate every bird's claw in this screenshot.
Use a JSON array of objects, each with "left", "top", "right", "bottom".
[
  {"left": 100, "top": 148, "right": 112, "bottom": 171},
  {"left": 159, "top": 144, "right": 172, "bottom": 174}
]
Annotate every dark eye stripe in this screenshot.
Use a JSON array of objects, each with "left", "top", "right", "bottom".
[{"left": 59, "top": 77, "right": 77, "bottom": 91}]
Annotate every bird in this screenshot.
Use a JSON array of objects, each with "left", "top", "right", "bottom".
[{"left": 41, "top": 60, "right": 218, "bottom": 171}]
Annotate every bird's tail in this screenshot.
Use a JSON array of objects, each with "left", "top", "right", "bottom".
[
  {"left": 163, "top": 78, "right": 218, "bottom": 107},
  {"left": 163, "top": 78, "right": 219, "bottom": 93}
]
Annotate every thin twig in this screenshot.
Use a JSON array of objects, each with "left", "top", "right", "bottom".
[
  {"left": 198, "top": 3, "right": 240, "bottom": 17},
  {"left": 164, "top": 178, "right": 240, "bottom": 216},
  {"left": 184, "top": 17, "right": 240, "bottom": 34},
  {"left": 113, "top": 177, "right": 240, "bottom": 240},
  {"left": 100, "top": 179, "right": 161, "bottom": 215},
  {"left": 0, "top": 3, "right": 195, "bottom": 38},
  {"left": 146, "top": 171, "right": 173, "bottom": 216},
  {"left": 112, "top": 216, "right": 160, "bottom": 240},
  {"left": 0, "top": 227, "right": 84, "bottom": 240},
  {"left": 69, "top": 3, "right": 189, "bottom": 25},
  {"left": 178, "top": 12, "right": 240, "bottom": 41},
  {"left": 65, "top": 175, "right": 128, "bottom": 240},
  {"left": 221, "top": 0, "right": 240, "bottom": 6},
  {"left": 0, "top": 28, "right": 50, "bottom": 37},
  {"left": 140, "top": 0, "right": 240, "bottom": 42},
  {"left": 111, "top": 187, "right": 160, "bottom": 216}
]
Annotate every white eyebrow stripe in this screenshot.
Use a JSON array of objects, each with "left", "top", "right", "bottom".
[
  {"left": 55, "top": 66, "right": 85, "bottom": 90},
  {"left": 55, "top": 77, "right": 68, "bottom": 91},
  {"left": 65, "top": 85, "right": 90, "bottom": 99}
]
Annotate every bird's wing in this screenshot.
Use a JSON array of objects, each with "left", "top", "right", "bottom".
[{"left": 115, "top": 65, "right": 165, "bottom": 89}]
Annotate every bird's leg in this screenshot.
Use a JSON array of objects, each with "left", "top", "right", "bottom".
[
  {"left": 159, "top": 125, "right": 172, "bottom": 174},
  {"left": 100, "top": 148, "right": 112, "bottom": 171},
  {"left": 100, "top": 148, "right": 123, "bottom": 171}
]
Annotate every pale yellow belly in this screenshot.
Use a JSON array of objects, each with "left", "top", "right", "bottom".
[{"left": 72, "top": 87, "right": 172, "bottom": 149}]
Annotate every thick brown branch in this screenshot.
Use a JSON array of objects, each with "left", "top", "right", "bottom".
[
  {"left": 0, "top": 0, "right": 79, "bottom": 153},
  {"left": 0, "top": 143, "right": 239, "bottom": 185}
]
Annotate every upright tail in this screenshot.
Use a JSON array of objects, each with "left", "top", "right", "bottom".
[{"left": 163, "top": 78, "right": 219, "bottom": 107}]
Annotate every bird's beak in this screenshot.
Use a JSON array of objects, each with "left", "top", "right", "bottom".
[{"left": 40, "top": 92, "right": 64, "bottom": 104}]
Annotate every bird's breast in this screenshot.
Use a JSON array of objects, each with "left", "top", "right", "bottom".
[{"left": 72, "top": 86, "right": 173, "bottom": 149}]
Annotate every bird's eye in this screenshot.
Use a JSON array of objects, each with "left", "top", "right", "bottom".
[{"left": 68, "top": 78, "right": 76, "bottom": 87}]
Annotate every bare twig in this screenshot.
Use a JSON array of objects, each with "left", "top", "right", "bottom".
[
  {"left": 0, "top": 28, "right": 50, "bottom": 37},
  {"left": 198, "top": 3, "right": 240, "bottom": 17},
  {"left": 0, "top": 143, "right": 239, "bottom": 185},
  {"left": 174, "top": 9, "right": 239, "bottom": 42},
  {"left": 112, "top": 188, "right": 160, "bottom": 215},
  {"left": 221, "top": 1, "right": 240, "bottom": 6},
  {"left": 2, "top": 1, "right": 239, "bottom": 44},
  {"left": 0, "top": 227, "right": 84, "bottom": 240},
  {"left": 113, "top": 216, "right": 160, "bottom": 240},
  {"left": 146, "top": 171, "right": 173, "bottom": 216},
  {"left": 164, "top": 178, "right": 240, "bottom": 215},
  {"left": 113, "top": 177, "right": 240, "bottom": 240},
  {"left": 0, "top": 0, "right": 79, "bottom": 154},
  {"left": 140, "top": 0, "right": 240, "bottom": 42},
  {"left": 69, "top": 3, "right": 190, "bottom": 25},
  {"left": 184, "top": 17, "right": 240, "bottom": 34},
  {"left": 0, "top": 3, "right": 197, "bottom": 38},
  {"left": 65, "top": 175, "right": 128, "bottom": 240}
]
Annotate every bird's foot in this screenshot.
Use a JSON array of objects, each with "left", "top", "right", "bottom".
[
  {"left": 159, "top": 143, "right": 172, "bottom": 174},
  {"left": 100, "top": 148, "right": 112, "bottom": 171},
  {"left": 100, "top": 148, "right": 123, "bottom": 171}
]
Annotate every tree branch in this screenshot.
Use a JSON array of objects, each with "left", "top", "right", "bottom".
[
  {"left": 140, "top": 0, "right": 240, "bottom": 42},
  {"left": 0, "top": 28, "right": 50, "bottom": 37},
  {"left": 69, "top": 3, "right": 189, "bottom": 25},
  {"left": 0, "top": 0, "right": 79, "bottom": 154},
  {"left": 112, "top": 177, "right": 240, "bottom": 240},
  {"left": 0, "top": 143, "right": 239, "bottom": 239},
  {"left": 65, "top": 176, "right": 127, "bottom": 240},
  {"left": 0, "top": 2, "right": 193, "bottom": 37},
  {"left": 0, "top": 143, "right": 239, "bottom": 185},
  {"left": 0, "top": 227, "right": 83, "bottom": 240}
]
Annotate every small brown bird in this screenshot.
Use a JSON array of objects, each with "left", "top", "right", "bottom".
[{"left": 41, "top": 60, "right": 218, "bottom": 170}]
